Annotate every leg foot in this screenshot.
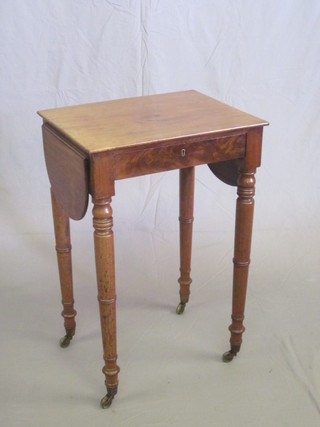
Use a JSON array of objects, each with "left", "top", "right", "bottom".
[
  {"left": 59, "top": 335, "right": 71, "bottom": 348},
  {"left": 176, "top": 302, "right": 186, "bottom": 315},
  {"left": 100, "top": 393, "right": 114, "bottom": 409},
  {"left": 100, "top": 387, "right": 117, "bottom": 409},
  {"left": 59, "top": 330, "right": 74, "bottom": 348},
  {"left": 222, "top": 350, "right": 236, "bottom": 363},
  {"left": 222, "top": 345, "right": 240, "bottom": 363}
]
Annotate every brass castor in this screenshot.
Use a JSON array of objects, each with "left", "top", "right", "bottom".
[
  {"left": 222, "top": 344, "right": 241, "bottom": 362},
  {"left": 100, "top": 392, "right": 115, "bottom": 409},
  {"left": 176, "top": 302, "right": 186, "bottom": 315},
  {"left": 59, "top": 333, "right": 73, "bottom": 348},
  {"left": 222, "top": 350, "right": 236, "bottom": 362}
]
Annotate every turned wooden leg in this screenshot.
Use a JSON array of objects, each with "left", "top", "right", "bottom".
[
  {"left": 51, "top": 189, "right": 77, "bottom": 348},
  {"left": 92, "top": 197, "right": 120, "bottom": 408},
  {"left": 223, "top": 169, "right": 256, "bottom": 362},
  {"left": 176, "top": 167, "right": 195, "bottom": 315}
]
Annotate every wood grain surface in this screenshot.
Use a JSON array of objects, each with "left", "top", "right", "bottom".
[{"left": 38, "top": 90, "right": 267, "bottom": 154}]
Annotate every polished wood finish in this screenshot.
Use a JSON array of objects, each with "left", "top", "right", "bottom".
[
  {"left": 223, "top": 127, "right": 263, "bottom": 362},
  {"left": 38, "top": 90, "right": 267, "bottom": 153},
  {"left": 38, "top": 90, "right": 268, "bottom": 407},
  {"left": 114, "top": 134, "right": 246, "bottom": 180},
  {"left": 177, "top": 167, "right": 195, "bottom": 314},
  {"left": 230, "top": 169, "right": 256, "bottom": 352},
  {"left": 50, "top": 189, "right": 76, "bottom": 346},
  {"left": 43, "top": 125, "right": 89, "bottom": 220},
  {"left": 208, "top": 159, "right": 242, "bottom": 186},
  {"left": 92, "top": 197, "right": 120, "bottom": 404}
]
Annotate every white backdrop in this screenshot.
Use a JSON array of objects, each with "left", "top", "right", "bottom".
[{"left": 1, "top": 1, "right": 320, "bottom": 426}]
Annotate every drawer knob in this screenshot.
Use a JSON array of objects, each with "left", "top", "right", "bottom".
[{"left": 181, "top": 148, "right": 186, "bottom": 157}]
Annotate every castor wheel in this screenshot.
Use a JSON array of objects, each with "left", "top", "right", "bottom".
[
  {"left": 59, "top": 334, "right": 72, "bottom": 348},
  {"left": 100, "top": 393, "right": 115, "bottom": 409},
  {"left": 176, "top": 302, "right": 186, "bottom": 315},
  {"left": 222, "top": 344, "right": 241, "bottom": 362},
  {"left": 222, "top": 350, "right": 236, "bottom": 362}
]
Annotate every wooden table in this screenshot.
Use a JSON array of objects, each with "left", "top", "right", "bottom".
[{"left": 38, "top": 90, "right": 268, "bottom": 408}]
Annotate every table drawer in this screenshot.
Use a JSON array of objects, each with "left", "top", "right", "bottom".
[{"left": 114, "top": 133, "right": 246, "bottom": 179}]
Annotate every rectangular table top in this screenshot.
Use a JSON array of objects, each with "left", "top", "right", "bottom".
[{"left": 38, "top": 90, "right": 268, "bottom": 154}]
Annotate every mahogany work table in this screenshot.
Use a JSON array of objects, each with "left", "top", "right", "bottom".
[{"left": 38, "top": 90, "right": 268, "bottom": 408}]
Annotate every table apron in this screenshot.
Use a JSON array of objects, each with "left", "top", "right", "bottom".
[{"left": 113, "top": 134, "right": 246, "bottom": 180}]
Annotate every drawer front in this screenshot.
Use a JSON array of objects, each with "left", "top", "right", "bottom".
[{"left": 114, "top": 134, "right": 246, "bottom": 180}]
